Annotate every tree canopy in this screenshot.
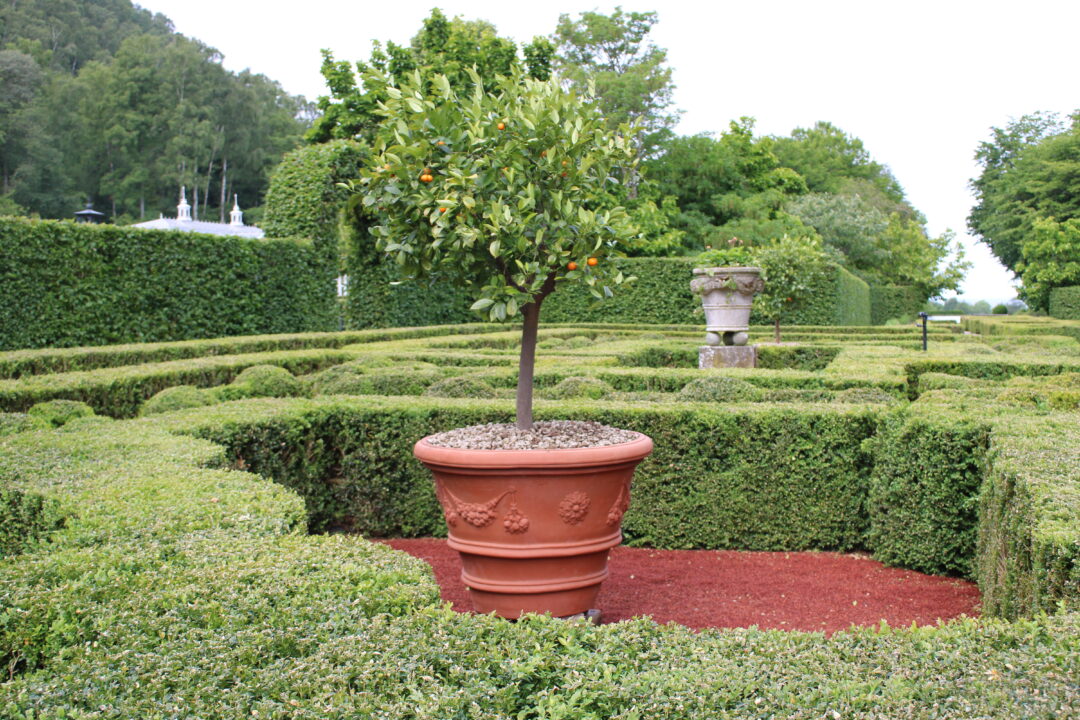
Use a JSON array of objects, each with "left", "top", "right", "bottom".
[
  {"left": 0, "top": 0, "right": 310, "bottom": 222},
  {"left": 969, "top": 112, "right": 1078, "bottom": 275},
  {"left": 551, "top": 8, "right": 678, "bottom": 163},
  {"left": 307, "top": 9, "right": 553, "bottom": 145}
]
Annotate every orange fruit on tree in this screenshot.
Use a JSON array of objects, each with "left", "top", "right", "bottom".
[
  {"left": 497, "top": 122, "right": 506, "bottom": 130},
  {"left": 587, "top": 257, "right": 598, "bottom": 267},
  {"left": 439, "top": 207, "right": 447, "bottom": 213},
  {"left": 567, "top": 261, "right": 578, "bottom": 271}
]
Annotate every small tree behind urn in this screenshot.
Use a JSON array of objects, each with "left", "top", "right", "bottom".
[
  {"left": 359, "top": 68, "right": 639, "bottom": 429},
  {"left": 754, "top": 235, "right": 829, "bottom": 343}
]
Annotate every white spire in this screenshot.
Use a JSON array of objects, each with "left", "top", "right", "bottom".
[
  {"left": 177, "top": 186, "right": 192, "bottom": 222},
  {"left": 229, "top": 194, "right": 244, "bottom": 226}
]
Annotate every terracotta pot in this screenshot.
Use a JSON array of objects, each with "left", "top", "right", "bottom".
[
  {"left": 414, "top": 432, "right": 653, "bottom": 618},
  {"left": 690, "top": 266, "right": 765, "bottom": 346}
]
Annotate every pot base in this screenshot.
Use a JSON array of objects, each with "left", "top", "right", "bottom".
[{"left": 457, "top": 545, "right": 615, "bottom": 618}]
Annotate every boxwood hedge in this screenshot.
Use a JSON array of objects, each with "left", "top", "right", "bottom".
[
  {"left": 0, "top": 321, "right": 1077, "bottom": 717},
  {"left": 0, "top": 218, "right": 337, "bottom": 351}
]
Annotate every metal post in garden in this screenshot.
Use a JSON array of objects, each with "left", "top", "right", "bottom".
[{"left": 918, "top": 311, "right": 929, "bottom": 351}]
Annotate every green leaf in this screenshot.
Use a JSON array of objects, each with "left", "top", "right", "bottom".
[{"left": 470, "top": 298, "right": 495, "bottom": 310}]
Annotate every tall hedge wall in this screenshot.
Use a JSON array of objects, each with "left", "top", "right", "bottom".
[
  {"left": 0, "top": 218, "right": 337, "bottom": 350},
  {"left": 1050, "top": 285, "right": 1080, "bottom": 319},
  {"left": 262, "top": 139, "right": 366, "bottom": 271},
  {"left": 542, "top": 257, "right": 871, "bottom": 326},
  {"left": 343, "top": 197, "right": 473, "bottom": 329},
  {"left": 870, "top": 285, "right": 926, "bottom": 324}
]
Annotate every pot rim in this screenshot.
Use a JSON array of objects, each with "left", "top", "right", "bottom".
[{"left": 414, "top": 431, "right": 653, "bottom": 469}]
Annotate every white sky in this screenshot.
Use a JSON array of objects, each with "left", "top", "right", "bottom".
[{"left": 139, "top": 0, "right": 1080, "bottom": 304}]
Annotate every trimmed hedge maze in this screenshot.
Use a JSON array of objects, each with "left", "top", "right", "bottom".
[{"left": 1, "top": 317, "right": 1079, "bottom": 717}]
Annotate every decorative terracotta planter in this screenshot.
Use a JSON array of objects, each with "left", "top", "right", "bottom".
[
  {"left": 414, "top": 432, "right": 654, "bottom": 618},
  {"left": 690, "top": 266, "right": 765, "bottom": 346}
]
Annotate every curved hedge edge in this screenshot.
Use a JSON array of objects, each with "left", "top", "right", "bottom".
[
  {"left": 0, "top": 323, "right": 513, "bottom": 380},
  {"left": 0, "top": 413, "right": 440, "bottom": 678},
  {"left": 0, "top": 348, "right": 358, "bottom": 416}
]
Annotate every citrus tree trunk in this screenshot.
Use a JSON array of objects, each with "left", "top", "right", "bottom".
[{"left": 516, "top": 300, "right": 542, "bottom": 430}]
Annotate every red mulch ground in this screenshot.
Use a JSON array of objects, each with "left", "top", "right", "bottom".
[{"left": 380, "top": 538, "right": 980, "bottom": 634}]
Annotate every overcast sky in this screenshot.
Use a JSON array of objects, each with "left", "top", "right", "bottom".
[{"left": 139, "top": 0, "right": 1080, "bottom": 303}]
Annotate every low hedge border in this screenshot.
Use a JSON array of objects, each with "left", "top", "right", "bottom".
[
  {"left": 0, "top": 348, "right": 357, "bottom": 416},
  {"left": 0, "top": 323, "right": 511, "bottom": 380},
  {"left": 0, "top": 325, "right": 1078, "bottom": 716}
]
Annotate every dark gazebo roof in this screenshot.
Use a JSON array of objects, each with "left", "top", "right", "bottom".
[{"left": 74, "top": 202, "right": 106, "bottom": 224}]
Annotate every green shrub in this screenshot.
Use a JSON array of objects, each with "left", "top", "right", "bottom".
[
  {"left": 833, "top": 387, "right": 897, "bottom": 404},
  {"left": 139, "top": 385, "right": 214, "bottom": 416},
  {"left": 0, "top": 486, "right": 63, "bottom": 558},
  {"left": 27, "top": 399, "right": 95, "bottom": 427},
  {"left": 917, "top": 372, "right": 986, "bottom": 394},
  {"left": 0, "top": 218, "right": 336, "bottom": 350},
  {"left": 761, "top": 388, "right": 835, "bottom": 402},
  {"left": 539, "top": 258, "right": 872, "bottom": 327},
  {"left": 262, "top": 139, "right": 367, "bottom": 270},
  {"left": 422, "top": 376, "right": 498, "bottom": 399},
  {"left": 0, "top": 412, "right": 47, "bottom": 435},
  {"left": 309, "top": 361, "right": 443, "bottom": 397},
  {"left": 1049, "top": 285, "right": 1080, "bottom": 319},
  {"left": 0, "top": 348, "right": 356, "bottom": 417},
  {"left": 677, "top": 376, "right": 765, "bottom": 403},
  {"left": 546, "top": 376, "right": 615, "bottom": 400},
  {"left": 993, "top": 303, "right": 1009, "bottom": 314},
  {"left": 223, "top": 365, "right": 304, "bottom": 399}
]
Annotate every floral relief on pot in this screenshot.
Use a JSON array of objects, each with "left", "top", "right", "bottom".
[
  {"left": 606, "top": 483, "right": 631, "bottom": 527},
  {"left": 558, "top": 491, "right": 591, "bottom": 525}
]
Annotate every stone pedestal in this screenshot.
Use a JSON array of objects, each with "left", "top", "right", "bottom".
[{"left": 699, "top": 345, "right": 757, "bottom": 369}]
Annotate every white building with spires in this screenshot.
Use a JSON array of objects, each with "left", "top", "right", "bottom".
[{"left": 133, "top": 187, "right": 264, "bottom": 238}]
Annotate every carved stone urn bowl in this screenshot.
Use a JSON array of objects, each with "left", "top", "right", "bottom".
[
  {"left": 690, "top": 266, "right": 765, "bottom": 346},
  {"left": 413, "top": 432, "right": 654, "bottom": 618}
]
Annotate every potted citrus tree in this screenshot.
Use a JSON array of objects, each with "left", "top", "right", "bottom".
[{"left": 358, "top": 67, "right": 653, "bottom": 618}]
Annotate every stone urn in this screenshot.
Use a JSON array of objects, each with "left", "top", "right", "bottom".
[
  {"left": 414, "top": 433, "right": 653, "bottom": 618},
  {"left": 690, "top": 266, "right": 765, "bottom": 346}
]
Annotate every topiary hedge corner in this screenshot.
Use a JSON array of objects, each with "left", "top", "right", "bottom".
[{"left": 0, "top": 322, "right": 1078, "bottom": 717}]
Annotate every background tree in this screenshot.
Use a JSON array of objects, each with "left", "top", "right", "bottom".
[
  {"left": 551, "top": 7, "right": 678, "bottom": 165},
  {"left": 969, "top": 112, "right": 1077, "bottom": 274},
  {"left": 359, "top": 68, "right": 638, "bottom": 428},
  {"left": 771, "top": 121, "right": 915, "bottom": 220},
  {"left": 752, "top": 235, "right": 829, "bottom": 342},
  {"left": 646, "top": 122, "right": 810, "bottom": 249},
  {"left": 1017, "top": 217, "right": 1080, "bottom": 311},
  {"left": 786, "top": 193, "right": 967, "bottom": 298},
  {"left": 0, "top": 50, "right": 42, "bottom": 212},
  {"left": 0, "top": 1, "right": 309, "bottom": 221}
]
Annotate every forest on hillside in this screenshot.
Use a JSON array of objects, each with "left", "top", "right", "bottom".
[{"left": 0, "top": 0, "right": 311, "bottom": 223}]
